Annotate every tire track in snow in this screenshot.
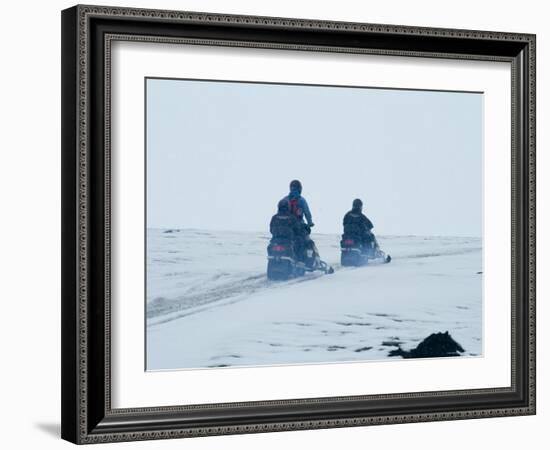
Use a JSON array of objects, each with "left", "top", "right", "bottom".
[{"left": 147, "top": 270, "right": 329, "bottom": 326}]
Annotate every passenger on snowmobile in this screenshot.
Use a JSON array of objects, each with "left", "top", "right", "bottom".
[
  {"left": 269, "top": 199, "right": 303, "bottom": 248},
  {"left": 342, "top": 199, "right": 379, "bottom": 253},
  {"left": 267, "top": 200, "right": 303, "bottom": 280}
]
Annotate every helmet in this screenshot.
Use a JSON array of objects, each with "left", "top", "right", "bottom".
[
  {"left": 289, "top": 179, "right": 302, "bottom": 194},
  {"left": 352, "top": 198, "right": 363, "bottom": 210},
  {"left": 278, "top": 199, "right": 290, "bottom": 212}
]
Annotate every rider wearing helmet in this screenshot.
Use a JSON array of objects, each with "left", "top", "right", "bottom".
[
  {"left": 343, "top": 199, "right": 377, "bottom": 251},
  {"left": 281, "top": 180, "right": 314, "bottom": 229},
  {"left": 270, "top": 199, "right": 303, "bottom": 242}
]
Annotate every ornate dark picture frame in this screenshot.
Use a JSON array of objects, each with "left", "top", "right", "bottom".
[{"left": 61, "top": 4, "right": 536, "bottom": 444}]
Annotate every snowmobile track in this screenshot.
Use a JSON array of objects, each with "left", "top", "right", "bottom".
[{"left": 148, "top": 268, "right": 337, "bottom": 325}]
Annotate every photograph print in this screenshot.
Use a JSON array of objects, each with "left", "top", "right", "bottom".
[{"left": 145, "top": 77, "right": 483, "bottom": 371}]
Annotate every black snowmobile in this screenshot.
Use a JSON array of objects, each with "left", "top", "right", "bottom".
[
  {"left": 340, "top": 233, "right": 391, "bottom": 267},
  {"left": 267, "top": 224, "right": 334, "bottom": 281},
  {"left": 340, "top": 199, "right": 391, "bottom": 267}
]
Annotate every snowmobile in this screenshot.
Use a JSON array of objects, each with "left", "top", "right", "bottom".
[
  {"left": 267, "top": 230, "right": 334, "bottom": 281},
  {"left": 267, "top": 238, "right": 300, "bottom": 280},
  {"left": 340, "top": 233, "right": 391, "bottom": 267}
]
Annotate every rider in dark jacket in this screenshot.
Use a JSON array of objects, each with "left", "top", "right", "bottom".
[
  {"left": 270, "top": 199, "right": 304, "bottom": 257},
  {"left": 343, "top": 199, "right": 376, "bottom": 249}
]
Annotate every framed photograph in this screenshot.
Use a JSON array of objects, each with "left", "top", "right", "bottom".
[{"left": 61, "top": 5, "right": 536, "bottom": 444}]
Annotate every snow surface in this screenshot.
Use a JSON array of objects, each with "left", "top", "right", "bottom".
[{"left": 146, "top": 229, "right": 482, "bottom": 370}]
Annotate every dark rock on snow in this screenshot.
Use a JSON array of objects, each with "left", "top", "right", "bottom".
[{"left": 388, "top": 331, "right": 465, "bottom": 358}]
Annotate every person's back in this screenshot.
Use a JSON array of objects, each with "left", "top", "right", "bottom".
[
  {"left": 270, "top": 200, "right": 301, "bottom": 241},
  {"left": 343, "top": 199, "right": 373, "bottom": 245},
  {"left": 281, "top": 179, "right": 314, "bottom": 228}
]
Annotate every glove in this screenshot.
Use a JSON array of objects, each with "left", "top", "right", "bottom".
[{"left": 309, "top": 223, "right": 315, "bottom": 228}]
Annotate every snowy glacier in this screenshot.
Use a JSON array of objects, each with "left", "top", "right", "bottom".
[{"left": 146, "top": 229, "right": 482, "bottom": 370}]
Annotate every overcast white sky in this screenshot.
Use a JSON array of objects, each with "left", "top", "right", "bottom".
[{"left": 146, "top": 78, "right": 482, "bottom": 236}]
